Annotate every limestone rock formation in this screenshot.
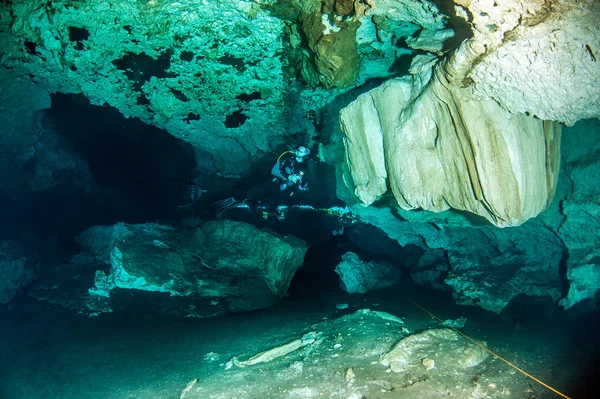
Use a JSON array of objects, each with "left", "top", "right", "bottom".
[
  {"left": 295, "top": 0, "right": 373, "bottom": 88},
  {"left": 553, "top": 119, "right": 600, "bottom": 309},
  {"left": 336, "top": 0, "right": 599, "bottom": 310},
  {"left": 0, "top": 0, "right": 305, "bottom": 178},
  {"left": 355, "top": 0, "right": 456, "bottom": 82},
  {"left": 34, "top": 220, "right": 307, "bottom": 317},
  {"left": 461, "top": 0, "right": 600, "bottom": 125},
  {"left": 442, "top": 222, "right": 563, "bottom": 313},
  {"left": 28, "top": 252, "right": 112, "bottom": 316},
  {"left": 28, "top": 116, "right": 93, "bottom": 192},
  {"left": 350, "top": 204, "right": 564, "bottom": 314},
  {"left": 380, "top": 328, "right": 489, "bottom": 373},
  {"left": 341, "top": 39, "right": 562, "bottom": 227},
  {"left": 334, "top": 251, "right": 401, "bottom": 294},
  {"left": 341, "top": 0, "right": 600, "bottom": 226},
  {"left": 0, "top": 67, "right": 52, "bottom": 196},
  {"left": 0, "top": 240, "right": 38, "bottom": 304},
  {"left": 2, "top": 0, "right": 598, "bottom": 318}
]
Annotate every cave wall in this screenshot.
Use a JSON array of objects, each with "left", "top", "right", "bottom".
[
  {"left": 552, "top": 119, "right": 600, "bottom": 309},
  {"left": 332, "top": 0, "right": 600, "bottom": 310},
  {"left": 338, "top": 117, "right": 599, "bottom": 313},
  {"left": 1, "top": 0, "right": 314, "bottom": 179},
  {"left": 0, "top": 0, "right": 467, "bottom": 185},
  {"left": 1, "top": 0, "right": 598, "bottom": 314},
  {"left": 0, "top": 67, "right": 52, "bottom": 197}
]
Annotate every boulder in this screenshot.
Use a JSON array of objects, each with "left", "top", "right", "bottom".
[
  {"left": 46, "top": 220, "right": 308, "bottom": 317},
  {"left": 334, "top": 251, "right": 401, "bottom": 294},
  {"left": 0, "top": 240, "right": 38, "bottom": 304},
  {"left": 380, "top": 328, "right": 489, "bottom": 373}
]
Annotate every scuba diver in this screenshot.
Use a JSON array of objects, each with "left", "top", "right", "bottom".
[
  {"left": 271, "top": 146, "right": 310, "bottom": 194},
  {"left": 212, "top": 146, "right": 311, "bottom": 216}
]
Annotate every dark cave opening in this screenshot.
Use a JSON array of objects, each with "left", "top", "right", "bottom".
[
  {"left": 224, "top": 109, "right": 249, "bottom": 128},
  {"left": 217, "top": 201, "right": 424, "bottom": 299},
  {"left": 46, "top": 93, "right": 197, "bottom": 212},
  {"left": 288, "top": 234, "right": 348, "bottom": 298},
  {"left": 111, "top": 50, "right": 175, "bottom": 92},
  {"left": 15, "top": 90, "right": 429, "bottom": 306},
  {"left": 7, "top": 93, "right": 200, "bottom": 258}
]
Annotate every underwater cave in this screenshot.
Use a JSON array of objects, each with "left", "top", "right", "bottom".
[{"left": 1, "top": 1, "right": 600, "bottom": 398}]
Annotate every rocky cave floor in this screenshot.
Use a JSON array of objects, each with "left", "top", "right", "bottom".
[{"left": 1, "top": 282, "right": 598, "bottom": 399}]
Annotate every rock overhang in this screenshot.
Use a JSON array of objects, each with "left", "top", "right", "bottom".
[
  {"left": 339, "top": 0, "right": 599, "bottom": 227},
  {"left": 3, "top": 0, "right": 296, "bottom": 178}
]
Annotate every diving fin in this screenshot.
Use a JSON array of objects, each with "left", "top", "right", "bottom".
[{"left": 211, "top": 197, "right": 239, "bottom": 216}]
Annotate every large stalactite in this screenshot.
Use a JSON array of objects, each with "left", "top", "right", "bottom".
[
  {"left": 341, "top": 39, "right": 562, "bottom": 227},
  {"left": 339, "top": 0, "right": 599, "bottom": 227}
]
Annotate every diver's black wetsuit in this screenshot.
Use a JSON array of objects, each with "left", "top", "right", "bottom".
[
  {"left": 246, "top": 152, "right": 308, "bottom": 207},
  {"left": 274, "top": 151, "right": 308, "bottom": 182}
]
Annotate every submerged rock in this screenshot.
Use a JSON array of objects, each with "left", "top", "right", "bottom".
[
  {"left": 197, "top": 309, "right": 532, "bottom": 399},
  {"left": 355, "top": 0, "right": 454, "bottom": 83},
  {"left": 442, "top": 222, "right": 564, "bottom": 313},
  {"left": 340, "top": 0, "right": 599, "bottom": 227},
  {"left": 344, "top": 118, "right": 598, "bottom": 312},
  {"left": 0, "top": 241, "right": 38, "bottom": 304},
  {"left": 335, "top": 251, "right": 401, "bottom": 294},
  {"left": 352, "top": 205, "right": 564, "bottom": 314},
  {"left": 29, "top": 252, "right": 112, "bottom": 316},
  {"left": 380, "top": 328, "right": 489, "bottom": 373},
  {"left": 35, "top": 220, "right": 307, "bottom": 317},
  {"left": 296, "top": 0, "right": 366, "bottom": 88},
  {"left": 2, "top": 0, "right": 598, "bottom": 319},
  {"left": 555, "top": 119, "right": 600, "bottom": 309}
]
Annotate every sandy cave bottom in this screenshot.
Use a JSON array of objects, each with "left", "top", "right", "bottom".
[{"left": 0, "top": 283, "right": 597, "bottom": 399}]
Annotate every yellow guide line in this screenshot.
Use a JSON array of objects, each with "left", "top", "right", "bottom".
[{"left": 402, "top": 295, "right": 572, "bottom": 399}]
